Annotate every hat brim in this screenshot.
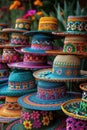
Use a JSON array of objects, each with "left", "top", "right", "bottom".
[
  {"left": 18, "top": 92, "right": 79, "bottom": 111},
  {"left": 61, "top": 98, "right": 87, "bottom": 121},
  {"left": 5, "top": 118, "right": 66, "bottom": 130},
  {"left": 0, "top": 78, "right": 8, "bottom": 83},
  {"left": 14, "top": 47, "right": 48, "bottom": 55},
  {"left": 8, "top": 62, "right": 51, "bottom": 69},
  {"left": 33, "top": 69, "right": 87, "bottom": 82},
  {"left": 46, "top": 50, "right": 87, "bottom": 58},
  {"left": 52, "top": 32, "right": 87, "bottom": 37},
  {"left": 0, "top": 44, "right": 30, "bottom": 48},
  {"left": 3, "top": 28, "right": 27, "bottom": 33},
  {"left": 23, "top": 30, "right": 56, "bottom": 37},
  {"left": 0, "top": 105, "right": 20, "bottom": 123},
  {"left": 0, "top": 83, "right": 36, "bottom": 96}
]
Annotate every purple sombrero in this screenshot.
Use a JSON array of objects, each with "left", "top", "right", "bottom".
[{"left": 8, "top": 52, "right": 51, "bottom": 69}]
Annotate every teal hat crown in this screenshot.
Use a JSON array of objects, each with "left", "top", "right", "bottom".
[{"left": 8, "top": 69, "right": 35, "bottom": 90}]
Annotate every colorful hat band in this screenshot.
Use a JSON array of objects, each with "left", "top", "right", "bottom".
[
  {"left": 67, "top": 22, "right": 87, "bottom": 33},
  {"left": 5, "top": 101, "right": 21, "bottom": 110},
  {"left": 64, "top": 36, "right": 87, "bottom": 43},
  {"left": 66, "top": 117, "right": 87, "bottom": 130},
  {"left": 63, "top": 43, "right": 87, "bottom": 53},
  {"left": 9, "top": 80, "right": 35, "bottom": 90},
  {"left": 38, "top": 21, "right": 58, "bottom": 31},
  {"left": 53, "top": 66, "right": 80, "bottom": 78},
  {"left": 23, "top": 54, "right": 47, "bottom": 65},
  {"left": 37, "top": 86, "right": 66, "bottom": 100},
  {"left": 31, "top": 39, "right": 53, "bottom": 50},
  {"left": 11, "top": 33, "right": 29, "bottom": 45},
  {"left": 15, "top": 21, "right": 31, "bottom": 31},
  {"left": 0, "top": 69, "right": 9, "bottom": 78},
  {"left": 2, "top": 49, "right": 21, "bottom": 63},
  {"left": 20, "top": 109, "right": 56, "bottom": 130}
]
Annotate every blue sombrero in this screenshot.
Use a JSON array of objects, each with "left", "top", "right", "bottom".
[
  {"left": 0, "top": 69, "right": 36, "bottom": 96},
  {"left": 18, "top": 80, "right": 81, "bottom": 111},
  {"left": 18, "top": 31, "right": 55, "bottom": 55}
]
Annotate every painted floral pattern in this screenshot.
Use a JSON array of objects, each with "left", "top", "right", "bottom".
[{"left": 22, "top": 110, "right": 55, "bottom": 129}]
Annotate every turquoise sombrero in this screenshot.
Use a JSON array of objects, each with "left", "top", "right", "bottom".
[
  {"left": 0, "top": 69, "right": 36, "bottom": 96},
  {"left": 33, "top": 55, "right": 87, "bottom": 82}
]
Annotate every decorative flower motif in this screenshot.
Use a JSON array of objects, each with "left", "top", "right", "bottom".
[
  {"left": 33, "top": 119, "right": 42, "bottom": 128},
  {"left": 57, "top": 69, "right": 62, "bottom": 75},
  {"left": 41, "top": 111, "right": 48, "bottom": 116},
  {"left": 31, "top": 111, "right": 40, "bottom": 120},
  {"left": 71, "top": 24, "right": 76, "bottom": 30},
  {"left": 19, "top": 24, "right": 23, "bottom": 28},
  {"left": 67, "top": 23, "right": 71, "bottom": 30},
  {"left": 23, "top": 120, "right": 32, "bottom": 130},
  {"left": 64, "top": 43, "right": 76, "bottom": 52},
  {"left": 84, "top": 24, "right": 87, "bottom": 31},
  {"left": 78, "top": 24, "right": 83, "bottom": 31},
  {"left": 65, "top": 69, "right": 71, "bottom": 76},
  {"left": 25, "top": 24, "right": 30, "bottom": 29},
  {"left": 42, "top": 116, "right": 50, "bottom": 126},
  {"left": 22, "top": 112, "right": 30, "bottom": 120}
]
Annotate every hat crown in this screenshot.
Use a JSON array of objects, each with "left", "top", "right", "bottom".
[
  {"left": 38, "top": 16, "right": 58, "bottom": 31},
  {"left": 15, "top": 18, "right": 31, "bottom": 31},
  {"left": 9, "top": 70, "right": 34, "bottom": 82},
  {"left": 53, "top": 55, "right": 80, "bottom": 78},
  {"left": 8, "top": 70, "right": 35, "bottom": 90},
  {"left": 66, "top": 16, "right": 87, "bottom": 34}
]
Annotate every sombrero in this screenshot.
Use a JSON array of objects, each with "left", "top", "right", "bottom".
[
  {"left": 5, "top": 109, "right": 66, "bottom": 130},
  {"left": 0, "top": 62, "right": 9, "bottom": 83},
  {"left": 0, "top": 97, "right": 21, "bottom": 123},
  {"left": 20, "top": 16, "right": 62, "bottom": 55},
  {"left": 61, "top": 83, "right": 87, "bottom": 121},
  {"left": 53, "top": 16, "right": 87, "bottom": 37},
  {"left": 33, "top": 55, "right": 87, "bottom": 82},
  {"left": 66, "top": 117, "right": 87, "bottom": 130},
  {"left": 3, "top": 18, "right": 31, "bottom": 33},
  {"left": 0, "top": 18, "right": 31, "bottom": 48},
  {"left": 0, "top": 48, "right": 22, "bottom": 63},
  {"left": 0, "top": 69, "right": 36, "bottom": 96},
  {"left": 18, "top": 80, "right": 81, "bottom": 111},
  {"left": 20, "top": 32, "right": 55, "bottom": 55},
  {"left": 8, "top": 52, "right": 51, "bottom": 69}
]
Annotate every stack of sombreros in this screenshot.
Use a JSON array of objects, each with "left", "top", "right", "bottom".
[
  {"left": 4, "top": 53, "right": 87, "bottom": 130},
  {"left": 46, "top": 16, "right": 87, "bottom": 56},
  {"left": 62, "top": 83, "right": 87, "bottom": 130},
  {"left": 7, "top": 16, "right": 62, "bottom": 69},
  {"left": 0, "top": 69, "right": 36, "bottom": 129},
  {"left": 1, "top": 18, "right": 31, "bottom": 63},
  {"left": 0, "top": 23, "right": 9, "bottom": 82},
  {"left": 44, "top": 15, "right": 87, "bottom": 130}
]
